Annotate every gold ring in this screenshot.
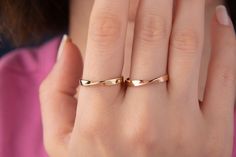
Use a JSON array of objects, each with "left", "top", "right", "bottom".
[
  {"left": 80, "top": 77, "right": 124, "bottom": 87},
  {"left": 125, "top": 75, "right": 169, "bottom": 87}
]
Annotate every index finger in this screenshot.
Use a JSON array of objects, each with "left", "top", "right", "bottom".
[
  {"left": 75, "top": 1, "right": 130, "bottom": 130},
  {"left": 82, "top": 0, "right": 130, "bottom": 81}
]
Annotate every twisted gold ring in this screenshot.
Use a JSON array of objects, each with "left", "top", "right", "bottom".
[
  {"left": 80, "top": 77, "right": 124, "bottom": 87},
  {"left": 125, "top": 75, "right": 169, "bottom": 87}
]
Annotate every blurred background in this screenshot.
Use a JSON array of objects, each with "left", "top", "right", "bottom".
[
  {"left": 0, "top": 37, "right": 14, "bottom": 57},
  {"left": 0, "top": 35, "right": 57, "bottom": 58}
]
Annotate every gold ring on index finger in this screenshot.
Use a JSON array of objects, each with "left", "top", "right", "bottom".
[{"left": 80, "top": 76, "right": 124, "bottom": 87}]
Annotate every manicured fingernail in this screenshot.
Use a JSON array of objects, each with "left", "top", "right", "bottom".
[
  {"left": 57, "top": 34, "right": 71, "bottom": 60},
  {"left": 216, "top": 5, "right": 230, "bottom": 26}
]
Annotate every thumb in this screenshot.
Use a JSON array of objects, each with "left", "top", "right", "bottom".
[{"left": 39, "top": 35, "right": 83, "bottom": 156}]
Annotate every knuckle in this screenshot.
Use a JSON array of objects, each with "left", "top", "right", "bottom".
[
  {"left": 225, "top": 37, "right": 236, "bottom": 50},
  {"left": 89, "top": 12, "right": 122, "bottom": 46},
  {"left": 171, "top": 29, "right": 200, "bottom": 53},
  {"left": 125, "top": 123, "right": 158, "bottom": 148},
  {"left": 168, "top": 130, "right": 190, "bottom": 152},
  {"left": 79, "top": 120, "right": 105, "bottom": 139},
  {"left": 137, "top": 13, "right": 168, "bottom": 44},
  {"left": 217, "top": 66, "right": 236, "bottom": 86}
]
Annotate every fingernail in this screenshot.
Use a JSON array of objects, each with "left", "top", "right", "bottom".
[
  {"left": 216, "top": 5, "right": 231, "bottom": 26},
  {"left": 57, "top": 34, "right": 71, "bottom": 60}
]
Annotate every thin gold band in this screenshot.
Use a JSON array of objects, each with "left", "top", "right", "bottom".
[
  {"left": 80, "top": 77, "right": 124, "bottom": 87},
  {"left": 125, "top": 75, "right": 169, "bottom": 87}
]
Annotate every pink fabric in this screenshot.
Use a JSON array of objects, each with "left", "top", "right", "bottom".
[
  {"left": 0, "top": 37, "right": 60, "bottom": 157},
  {"left": 0, "top": 36, "right": 235, "bottom": 157}
]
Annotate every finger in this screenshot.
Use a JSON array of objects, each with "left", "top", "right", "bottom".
[
  {"left": 39, "top": 35, "right": 83, "bottom": 156},
  {"left": 202, "top": 6, "right": 236, "bottom": 123},
  {"left": 82, "top": 0, "right": 130, "bottom": 81},
  {"left": 128, "top": 0, "right": 173, "bottom": 92},
  {"left": 76, "top": 1, "right": 130, "bottom": 123},
  {"left": 168, "top": 0, "right": 205, "bottom": 97}
]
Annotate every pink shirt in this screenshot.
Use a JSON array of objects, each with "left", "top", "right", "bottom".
[{"left": 0, "top": 37, "right": 235, "bottom": 157}]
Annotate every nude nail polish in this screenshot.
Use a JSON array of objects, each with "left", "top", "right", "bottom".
[
  {"left": 216, "top": 5, "right": 230, "bottom": 26},
  {"left": 57, "top": 34, "right": 70, "bottom": 60}
]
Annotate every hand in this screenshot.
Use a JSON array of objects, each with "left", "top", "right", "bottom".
[{"left": 39, "top": 0, "right": 236, "bottom": 157}]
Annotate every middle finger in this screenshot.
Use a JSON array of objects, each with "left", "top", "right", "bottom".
[{"left": 128, "top": 0, "right": 173, "bottom": 93}]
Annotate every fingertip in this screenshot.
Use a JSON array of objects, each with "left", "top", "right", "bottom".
[
  {"left": 215, "top": 5, "right": 231, "bottom": 26},
  {"left": 211, "top": 6, "right": 236, "bottom": 49},
  {"left": 46, "top": 35, "right": 82, "bottom": 88},
  {"left": 213, "top": 5, "right": 235, "bottom": 36},
  {"left": 57, "top": 34, "right": 71, "bottom": 61},
  {"left": 57, "top": 35, "right": 83, "bottom": 66}
]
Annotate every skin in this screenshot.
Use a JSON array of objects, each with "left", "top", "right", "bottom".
[
  {"left": 39, "top": 0, "right": 236, "bottom": 156},
  {"left": 69, "top": 0, "right": 222, "bottom": 100}
]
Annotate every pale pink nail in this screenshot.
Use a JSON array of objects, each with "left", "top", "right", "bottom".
[
  {"left": 57, "top": 34, "right": 70, "bottom": 60},
  {"left": 216, "top": 5, "right": 230, "bottom": 26}
]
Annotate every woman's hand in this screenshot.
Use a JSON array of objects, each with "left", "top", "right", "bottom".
[{"left": 39, "top": 0, "right": 236, "bottom": 157}]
